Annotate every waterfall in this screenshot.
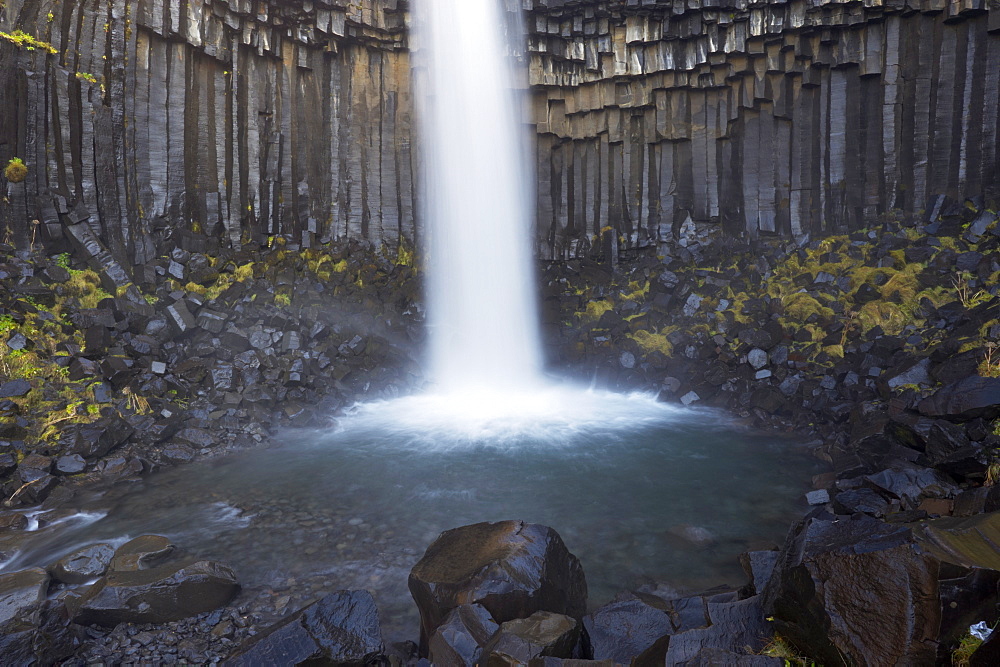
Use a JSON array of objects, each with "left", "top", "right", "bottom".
[{"left": 411, "top": 0, "right": 543, "bottom": 393}]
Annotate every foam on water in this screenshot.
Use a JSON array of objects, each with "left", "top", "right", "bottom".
[{"left": 338, "top": 384, "right": 705, "bottom": 451}]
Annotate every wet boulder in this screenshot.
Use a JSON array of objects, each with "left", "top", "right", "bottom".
[
  {"left": 224, "top": 590, "right": 383, "bottom": 666},
  {"left": 70, "top": 536, "right": 239, "bottom": 626},
  {"left": 481, "top": 611, "right": 580, "bottom": 665},
  {"left": 583, "top": 592, "right": 708, "bottom": 664},
  {"left": 763, "top": 511, "right": 1000, "bottom": 666},
  {"left": 0, "top": 568, "right": 49, "bottom": 627},
  {"left": 49, "top": 543, "right": 115, "bottom": 584},
  {"left": 664, "top": 596, "right": 773, "bottom": 664},
  {"left": 408, "top": 521, "right": 587, "bottom": 654},
  {"left": 918, "top": 376, "right": 1000, "bottom": 422},
  {"left": 0, "top": 569, "right": 76, "bottom": 664},
  {"left": 863, "top": 462, "right": 958, "bottom": 509},
  {"left": 428, "top": 603, "right": 498, "bottom": 666}
]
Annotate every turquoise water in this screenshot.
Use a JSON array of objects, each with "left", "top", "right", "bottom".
[{"left": 0, "top": 393, "right": 820, "bottom": 640}]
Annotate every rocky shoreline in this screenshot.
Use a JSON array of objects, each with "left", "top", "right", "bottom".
[{"left": 1, "top": 194, "right": 1000, "bottom": 664}]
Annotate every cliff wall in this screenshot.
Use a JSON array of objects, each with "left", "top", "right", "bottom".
[
  {"left": 527, "top": 0, "right": 1000, "bottom": 257},
  {"left": 2, "top": 0, "right": 999, "bottom": 269},
  {"left": 0, "top": 0, "right": 415, "bottom": 272}
]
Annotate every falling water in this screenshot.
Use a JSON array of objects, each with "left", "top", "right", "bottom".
[{"left": 412, "top": 0, "right": 542, "bottom": 392}]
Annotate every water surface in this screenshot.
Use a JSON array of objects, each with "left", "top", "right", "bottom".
[{"left": 1, "top": 389, "right": 820, "bottom": 641}]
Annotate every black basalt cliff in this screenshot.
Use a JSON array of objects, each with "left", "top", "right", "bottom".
[{"left": 1, "top": 0, "right": 999, "bottom": 268}]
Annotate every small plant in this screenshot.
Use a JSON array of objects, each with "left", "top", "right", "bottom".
[
  {"left": 953, "top": 272, "right": 991, "bottom": 309},
  {"left": 758, "top": 634, "right": 817, "bottom": 666},
  {"left": 5, "top": 157, "right": 27, "bottom": 183},
  {"left": 980, "top": 343, "right": 1000, "bottom": 378},
  {"left": 274, "top": 292, "right": 291, "bottom": 306},
  {"left": 953, "top": 630, "right": 984, "bottom": 666},
  {"left": 75, "top": 72, "right": 97, "bottom": 84},
  {"left": 123, "top": 387, "right": 150, "bottom": 415}
]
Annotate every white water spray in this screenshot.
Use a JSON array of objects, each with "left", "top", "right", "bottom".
[{"left": 412, "top": 0, "right": 542, "bottom": 392}]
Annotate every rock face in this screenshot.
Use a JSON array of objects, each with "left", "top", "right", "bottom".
[
  {"left": 4, "top": 0, "right": 998, "bottom": 261},
  {"left": 0, "top": 0, "right": 414, "bottom": 258},
  {"left": 408, "top": 521, "right": 587, "bottom": 655},
  {"left": 527, "top": 0, "right": 1000, "bottom": 256},
  {"left": 224, "top": 590, "right": 383, "bottom": 666},
  {"left": 763, "top": 511, "right": 1000, "bottom": 666}
]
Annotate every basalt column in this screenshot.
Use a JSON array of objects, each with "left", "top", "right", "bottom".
[
  {"left": 527, "top": 0, "right": 1000, "bottom": 258},
  {"left": 0, "top": 0, "right": 416, "bottom": 274}
]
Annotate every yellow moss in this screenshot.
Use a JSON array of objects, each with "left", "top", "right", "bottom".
[
  {"left": 823, "top": 344, "right": 845, "bottom": 359},
  {"left": 938, "top": 236, "right": 961, "bottom": 252},
  {"left": 849, "top": 265, "right": 892, "bottom": 290},
  {"left": 332, "top": 259, "right": 349, "bottom": 273},
  {"left": 64, "top": 269, "right": 112, "bottom": 308},
  {"left": 621, "top": 281, "right": 650, "bottom": 302},
  {"left": 627, "top": 329, "right": 673, "bottom": 356},
  {"left": 204, "top": 274, "right": 235, "bottom": 301},
  {"left": 580, "top": 299, "right": 614, "bottom": 321},
  {"left": 915, "top": 286, "right": 952, "bottom": 308},
  {"left": 782, "top": 292, "right": 835, "bottom": 322},
  {"left": 396, "top": 242, "right": 415, "bottom": 267},
  {"left": 184, "top": 282, "right": 207, "bottom": 295},
  {"left": 274, "top": 292, "right": 291, "bottom": 306},
  {"left": 858, "top": 301, "right": 908, "bottom": 335},
  {"left": 5, "top": 157, "right": 27, "bottom": 183},
  {"left": 234, "top": 262, "right": 255, "bottom": 281},
  {"left": 880, "top": 264, "right": 922, "bottom": 301}
]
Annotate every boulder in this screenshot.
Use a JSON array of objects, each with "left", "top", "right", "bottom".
[
  {"left": 481, "top": 611, "right": 580, "bottom": 666},
  {"left": 864, "top": 462, "right": 958, "bottom": 508},
  {"left": 663, "top": 596, "right": 774, "bottom": 664},
  {"left": 109, "top": 534, "right": 175, "bottom": 571},
  {"left": 224, "top": 590, "right": 383, "bottom": 666},
  {"left": 71, "top": 539, "right": 239, "bottom": 626},
  {"left": 49, "top": 543, "right": 115, "bottom": 584},
  {"left": 763, "top": 511, "right": 1000, "bottom": 666},
  {"left": 0, "top": 379, "right": 31, "bottom": 398},
  {"left": 583, "top": 592, "right": 708, "bottom": 664},
  {"left": 0, "top": 568, "right": 49, "bottom": 627},
  {"left": 428, "top": 604, "right": 498, "bottom": 666},
  {"left": 738, "top": 551, "right": 779, "bottom": 597},
  {"left": 918, "top": 376, "right": 1000, "bottom": 422},
  {"left": 408, "top": 521, "right": 587, "bottom": 654},
  {"left": 0, "top": 569, "right": 75, "bottom": 664}
]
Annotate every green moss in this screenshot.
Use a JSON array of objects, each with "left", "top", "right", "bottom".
[
  {"left": 782, "top": 292, "right": 834, "bottom": 322},
  {"left": 274, "top": 292, "right": 291, "bottom": 306},
  {"left": 880, "top": 264, "right": 923, "bottom": 301},
  {"left": 952, "top": 630, "right": 983, "bottom": 667},
  {"left": 857, "top": 301, "right": 908, "bottom": 335}
]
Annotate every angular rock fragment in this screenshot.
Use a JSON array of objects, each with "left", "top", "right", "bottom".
[
  {"left": 49, "top": 543, "right": 115, "bottom": 584},
  {"left": 224, "top": 590, "right": 383, "bottom": 666},
  {"left": 428, "top": 603, "right": 498, "bottom": 666},
  {"left": 481, "top": 611, "right": 580, "bottom": 665}
]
